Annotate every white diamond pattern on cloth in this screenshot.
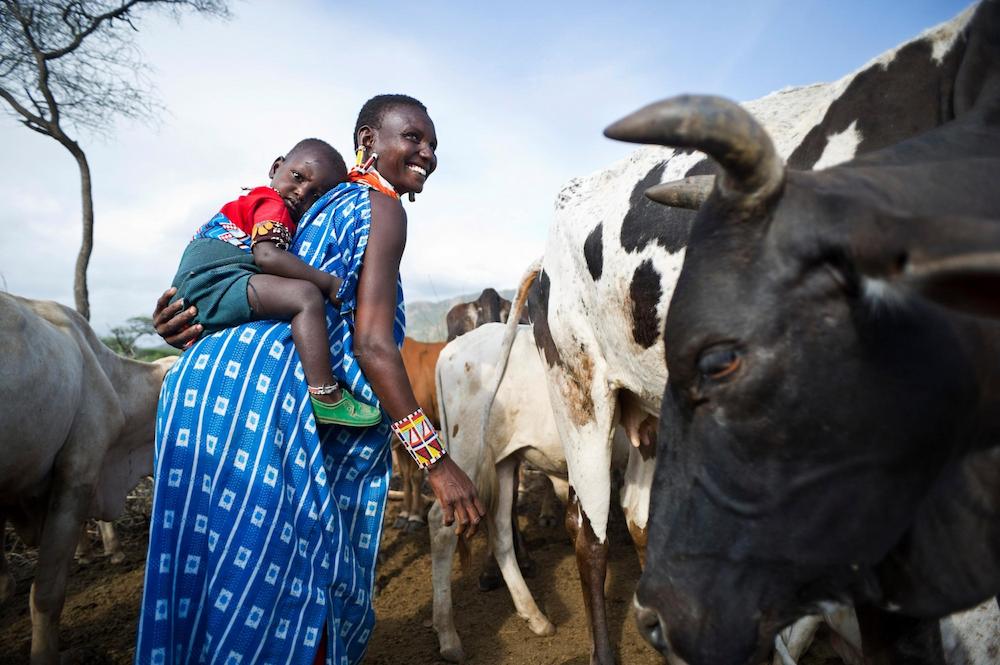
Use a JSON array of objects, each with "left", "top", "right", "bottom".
[{"left": 137, "top": 181, "right": 403, "bottom": 665}]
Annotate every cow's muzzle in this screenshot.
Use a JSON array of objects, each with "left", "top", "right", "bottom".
[
  {"left": 635, "top": 596, "right": 667, "bottom": 651},
  {"left": 634, "top": 595, "right": 693, "bottom": 664}
]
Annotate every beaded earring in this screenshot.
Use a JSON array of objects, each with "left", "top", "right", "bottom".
[{"left": 357, "top": 149, "right": 377, "bottom": 174}]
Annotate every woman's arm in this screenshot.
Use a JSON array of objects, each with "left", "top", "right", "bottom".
[{"left": 354, "top": 193, "right": 485, "bottom": 536}]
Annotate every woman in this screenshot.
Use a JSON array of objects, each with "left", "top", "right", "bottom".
[{"left": 137, "top": 94, "right": 484, "bottom": 665}]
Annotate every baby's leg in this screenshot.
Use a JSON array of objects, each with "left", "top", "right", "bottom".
[{"left": 246, "top": 274, "right": 342, "bottom": 402}]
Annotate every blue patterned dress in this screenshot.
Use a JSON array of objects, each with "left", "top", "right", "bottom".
[{"left": 136, "top": 181, "right": 403, "bottom": 665}]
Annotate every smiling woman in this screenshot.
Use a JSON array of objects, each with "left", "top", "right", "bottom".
[
  {"left": 139, "top": 94, "right": 483, "bottom": 665},
  {"left": 353, "top": 97, "right": 438, "bottom": 199}
]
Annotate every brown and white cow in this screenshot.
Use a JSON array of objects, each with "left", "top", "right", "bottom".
[
  {"left": 521, "top": 5, "right": 985, "bottom": 663},
  {"left": 602, "top": 2, "right": 1000, "bottom": 663},
  {"left": 0, "top": 293, "right": 175, "bottom": 664}
]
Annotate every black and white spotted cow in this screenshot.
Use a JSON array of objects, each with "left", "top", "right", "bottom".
[
  {"left": 602, "top": 1, "right": 1000, "bottom": 663},
  {"left": 517, "top": 5, "right": 986, "bottom": 663}
]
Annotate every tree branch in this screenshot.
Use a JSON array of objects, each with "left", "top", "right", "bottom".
[
  {"left": 0, "top": 84, "right": 48, "bottom": 129},
  {"left": 20, "top": 117, "right": 54, "bottom": 138},
  {"left": 44, "top": 0, "right": 143, "bottom": 60}
]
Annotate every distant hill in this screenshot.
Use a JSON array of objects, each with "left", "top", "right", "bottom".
[{"left": 404, "top": 289, "right": 516, "bottom": 342}]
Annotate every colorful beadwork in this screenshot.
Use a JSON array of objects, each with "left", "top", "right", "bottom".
[
  {"left": 250, "top": 218, "right": 293, "bottom": 250},
  {"left": 348, "top": 166, "right": 399, "bottom": 200},
  {"left": 391, "top": 408, "right": 446, "bottom": 469}
]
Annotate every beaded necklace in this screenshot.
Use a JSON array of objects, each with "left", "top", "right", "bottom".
[{"left": 348, "top": 166, "right": 399, "bottom": 200}]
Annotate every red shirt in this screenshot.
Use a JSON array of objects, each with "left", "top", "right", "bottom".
[{"left": 219, "top": 187, "right": 296, "bottom": 237}]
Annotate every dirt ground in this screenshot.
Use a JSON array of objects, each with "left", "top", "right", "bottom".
[{"left": 0, "top": 477, "right": 843, "bottom": 664}]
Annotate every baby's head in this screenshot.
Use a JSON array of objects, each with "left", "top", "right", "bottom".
[{"left": 269, "top": 138, "right": 347, "bottom": 222}]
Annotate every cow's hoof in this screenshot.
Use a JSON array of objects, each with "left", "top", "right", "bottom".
[
  {"left": 528, "top": 615, "right": 556, "bottom": 636},
  {"left": 75, "top": 554, "right": 94, "bottom": 566},
  {"left": 109, "top": 551, "right": 126, "bottom": 565},
  {"left": 589, "top": 646, "right": 618, "bottom": 665},
  {"left": 0, "top": 572, "right": 15, "bottom": 604},
  {"left": 392, "top": 516, "right": 408, "bottom": 530},
  {"left": 478, "top": 569, "right": 504, "bottom": 592},
  {"left": 404, "top": 519, "right": 425, "bottom": 534},
  {"left": 439, "top": 645, "right": 466, "bottom": 663}
]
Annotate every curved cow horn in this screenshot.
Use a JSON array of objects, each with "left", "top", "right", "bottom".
[
  {"left": 605, "top": 95, "right": 784, "bottom": 209},
  {"left": 645, "top": 175, "right": 715, "bottom": 209}
]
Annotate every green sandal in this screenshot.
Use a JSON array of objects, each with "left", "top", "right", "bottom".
[{"left": 310, "top": 392, "right": 382, "bottom": 427}]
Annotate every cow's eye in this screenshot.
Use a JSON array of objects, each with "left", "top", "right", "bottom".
[{"left": 697, "top": 346, "right": 742, "bottom": 381}]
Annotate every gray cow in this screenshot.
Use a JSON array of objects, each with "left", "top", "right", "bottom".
[
  {"left": 606, "top": 1, "right": 1000, "bottom": 663},
  {"left": 0, "top": 293, "right": 175, "bottom": 664}
]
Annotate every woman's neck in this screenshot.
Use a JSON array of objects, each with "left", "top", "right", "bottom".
[{"left": 348, "top": 166, "right": 400, "bottom": 200}]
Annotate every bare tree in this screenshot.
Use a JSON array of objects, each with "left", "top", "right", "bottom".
[
  {"left": 101, "top": 314, "right": 154, "bottom": 357},
  {"left": 0, "top": 0, "right": 228, "bottom": 320}
]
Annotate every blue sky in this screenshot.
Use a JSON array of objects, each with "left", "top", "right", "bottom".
[{"left": 0, "top": 0, "right": 973, "bottom": 335}]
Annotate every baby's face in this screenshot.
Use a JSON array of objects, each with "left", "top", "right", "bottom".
[{"left": 269, "top": 150, "right": 340, "bottom": 221}]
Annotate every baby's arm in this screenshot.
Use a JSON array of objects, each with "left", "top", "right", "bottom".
[{"left": 252, "top": 242, "right": 343, "bottom": 306}]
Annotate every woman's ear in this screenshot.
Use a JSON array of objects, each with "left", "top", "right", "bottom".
[
  {"left": 356, "top": 125, "right": 375, "bottom": 153},
  {"left": 269, "top": 156, "right": 284, "bottom": 179}
]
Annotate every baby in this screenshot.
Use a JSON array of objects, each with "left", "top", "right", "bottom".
[{"left": 170, "top": 138, "right": 381, "bottom": 427}]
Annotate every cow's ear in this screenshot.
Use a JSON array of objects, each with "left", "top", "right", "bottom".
[
  {"left": 856, "top": 216, "right": 1000, "bottom": 320},
  {"left": 899, "top": 251, "right": 1000, "bottom": 319}
]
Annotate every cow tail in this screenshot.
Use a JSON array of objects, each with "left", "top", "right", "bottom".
[{"left": 474, "top": 258, "right": 543, "bottom": 553}]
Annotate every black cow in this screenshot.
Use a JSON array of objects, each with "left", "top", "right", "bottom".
[
  {"left": 446, "top": 288, "right": 515, "bottom": 341},
  {"left": 605, "top": 2, "right": 1000, "bottom": 664}
]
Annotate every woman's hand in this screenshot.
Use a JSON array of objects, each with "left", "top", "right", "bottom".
[
  {"left": 153, "top": 287, "right": 202, "bottom": 349},
  {"left": 426, "top": 455, "right": 486, "bottom": 538},
  {"left": 350, "top": 194, "right": 485, "bottom": 533}
]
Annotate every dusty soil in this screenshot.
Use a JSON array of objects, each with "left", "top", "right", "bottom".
[{"left": 0, "top": 478, "right": 842, "bottom": 664}]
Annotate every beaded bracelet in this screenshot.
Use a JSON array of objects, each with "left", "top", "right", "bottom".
[
  {"left": 391, "top": 408, "right": 446, "bottom": 470},
  {"left": 250, "top": 219, "right": 292, "bottom": 251}
]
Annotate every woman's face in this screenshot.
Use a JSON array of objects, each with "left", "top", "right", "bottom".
[{"left": 367, "top": 105, "right": 438, "bottom": 195}]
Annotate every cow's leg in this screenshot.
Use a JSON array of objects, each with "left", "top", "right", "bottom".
[
  {"left": 772, "top": 616, "right": 822, "bottom": 665},
  {"left": 74, "top": 522, "right": 96, "bottom": 565},
  {"left": 405, "top": 467, "right": 426, "bottom": 534},
  {"left": 822, "top": 606, "right": 864, "bottom": 665},
  {"left": 620, "top": 446, "right": 655, "bottom": 570},
  {"left": 510, "top": 460, "right": 535, "bottom": 576},
  {"left": 566, "top": 488, "right": 615, "bottom": 665},
  {"left": 0, "top": 515, "right": 15, "bottom": 605},
  {"left": 537, "top": 475, "right": 560, "bottom": 528},
  {"left": 491, "top": 456, "right": 554, "bottom": 636},
  {"left": 31, "top": 484, "right": 92, "bottom": 664},
  {"left": 479, "top": 459, "right": 534, "bottom": 591},
  {"left": 856, "top": 605, "right": 946, "bottom": 665},
  {"left": 429, "top": 501, "right": 464, "bottom": 663},
  {"left": 97, "top": 520, "right": 124, "bottom": 564}
]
